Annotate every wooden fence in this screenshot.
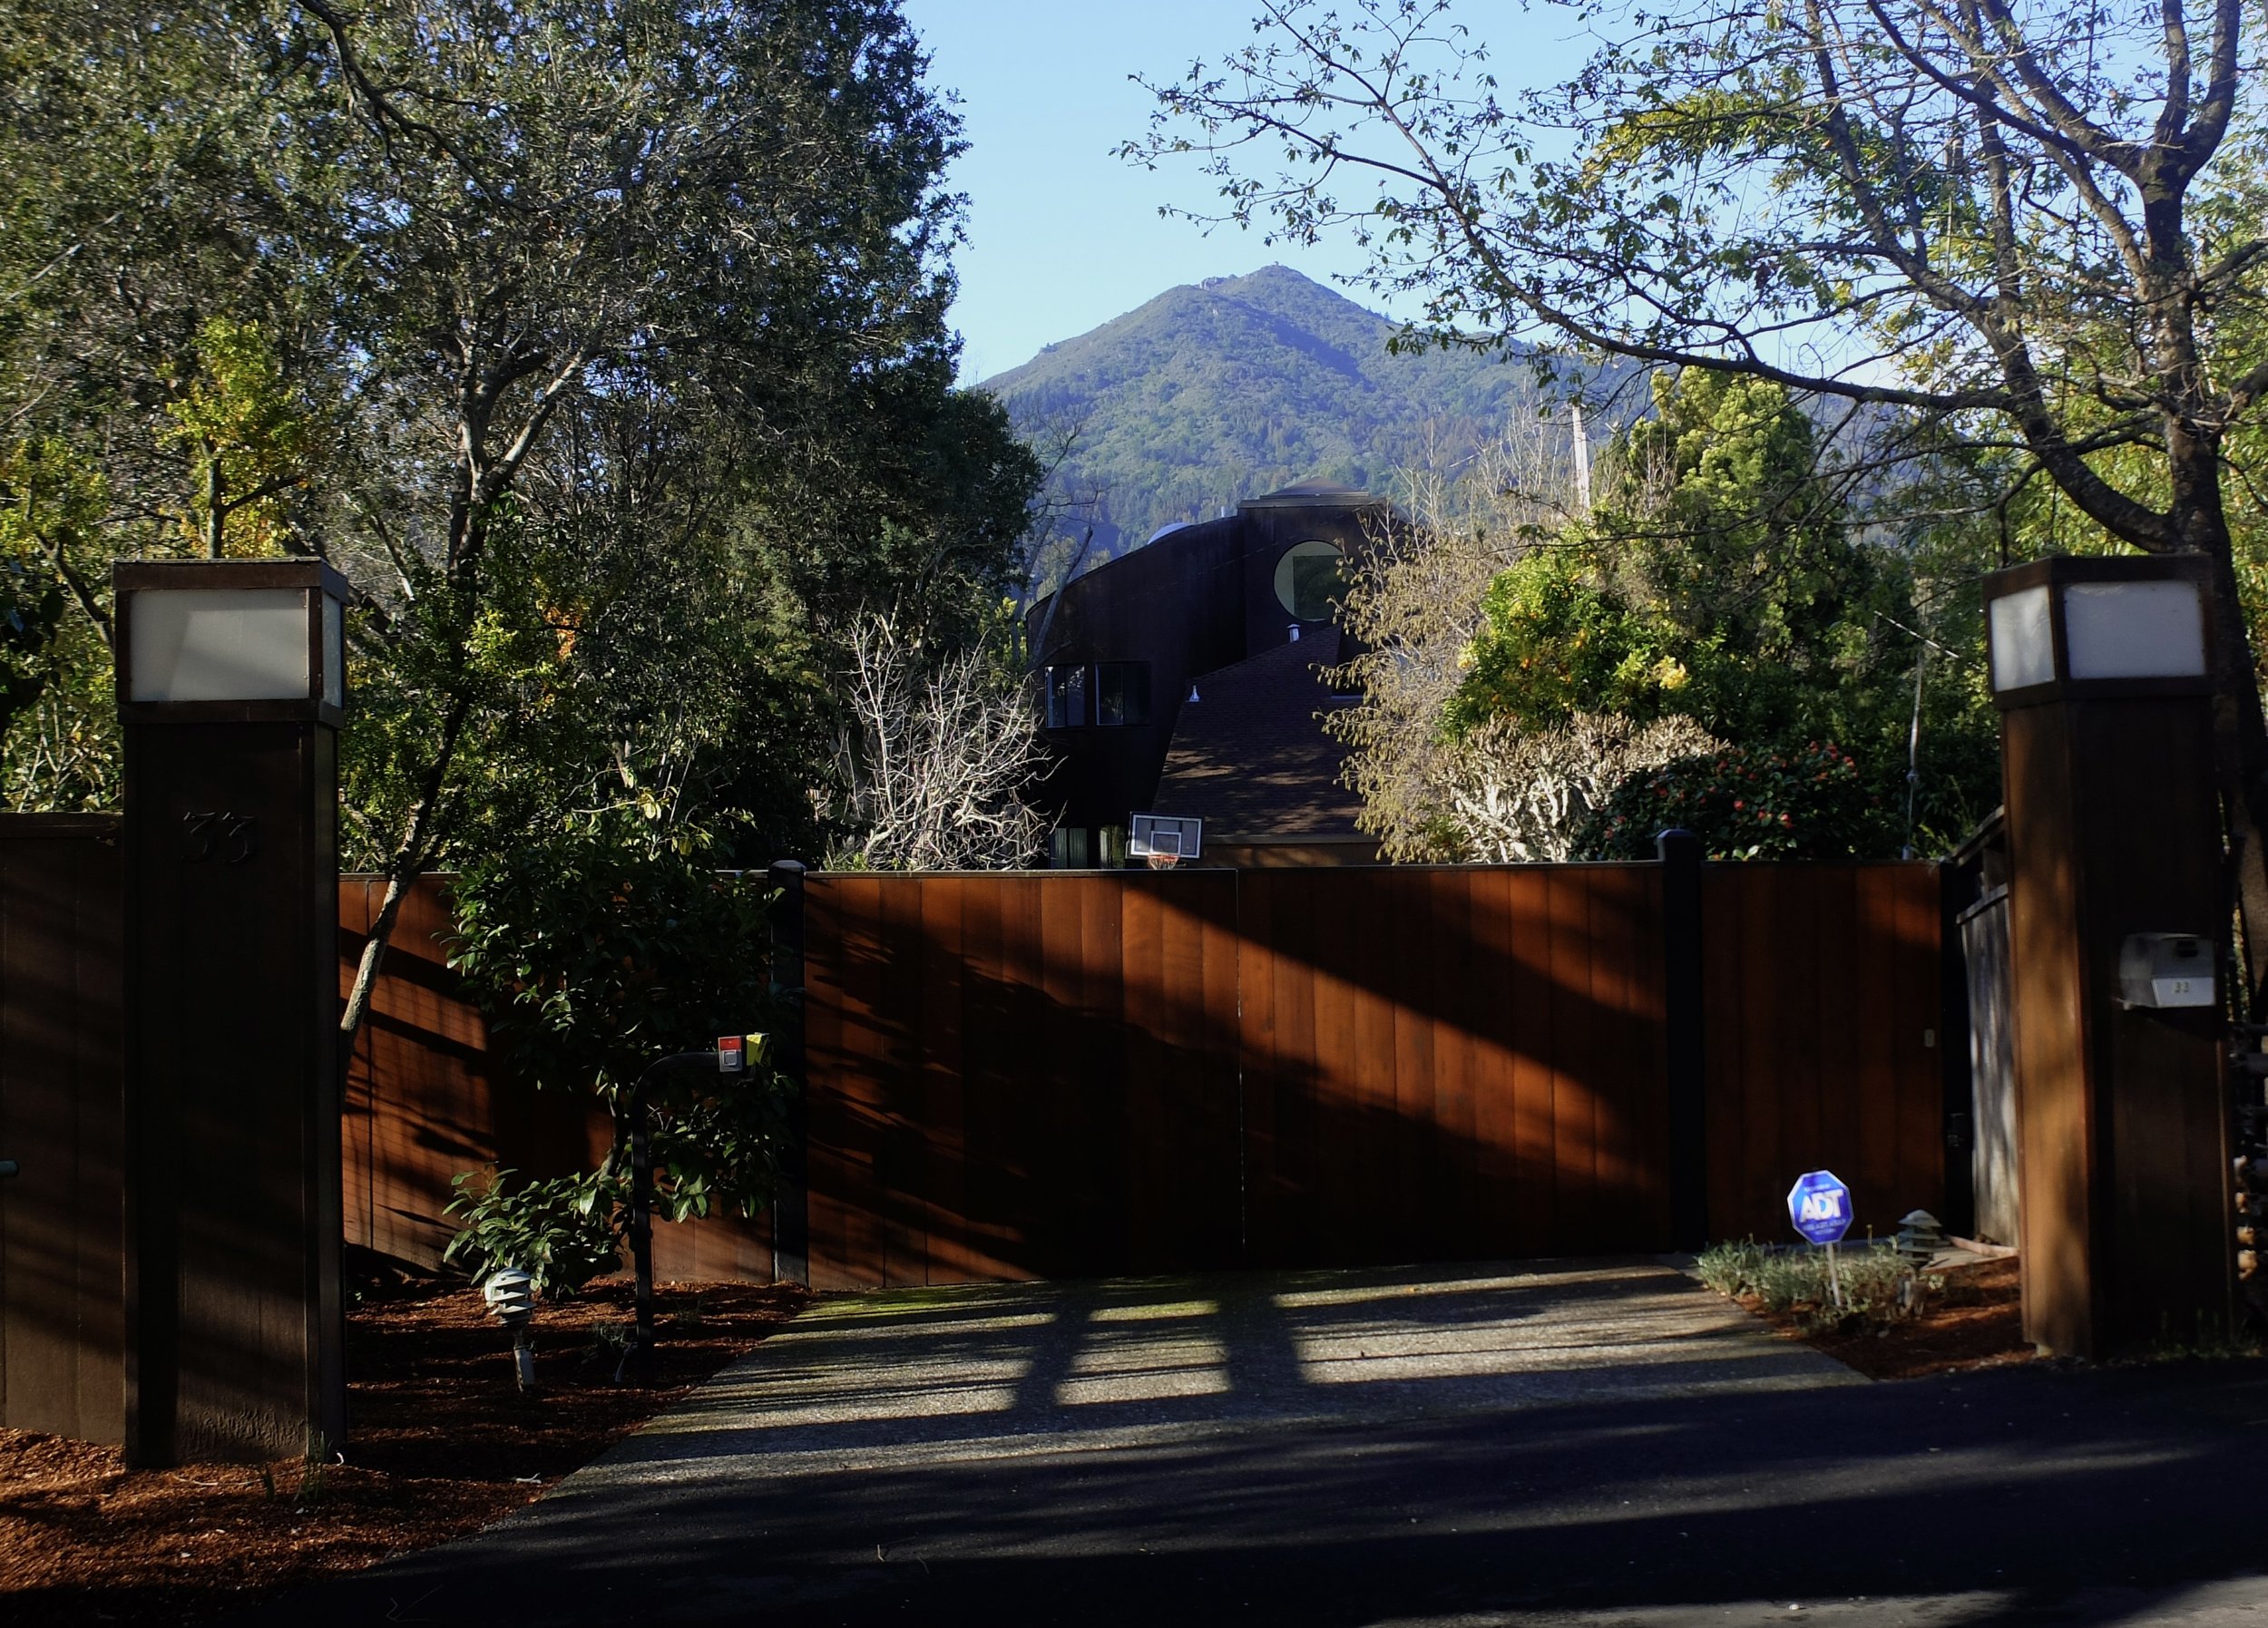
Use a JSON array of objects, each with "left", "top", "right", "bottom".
[
  {"left": 0, "top": 849, "right": 1955, "bottom": 1418},
  {"left": 0, "top": 815, "right": 125, "bottom": 1443},
  {"left": 804, "top": 872, "right": 1243, "bottom": 1288},
  {"left": 1698, "top": 864, "right": 1949, "bottom": 1243},
  {"left": 1239, "top": 865, "right": 1671, "bottom": 1267},
  {"left": 800, "top": 861, "right": 1950, "bottom": 1288}
]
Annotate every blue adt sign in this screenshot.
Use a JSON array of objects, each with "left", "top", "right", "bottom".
[{"left": 1787, "top": 1169, "right": 1853, "bottom": 1245}]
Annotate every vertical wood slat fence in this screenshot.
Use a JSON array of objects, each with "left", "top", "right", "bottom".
[
  {"left": 803, "top": 861, "right": 1948, "bottom": 1289},
  {"left": 804, "top": 872, "right": 1242, "bottom": 1288},
  {"left": 0, "top": 815, "right": 125, "bottom": 1444},
  {"left": 1699, "top": 865, "right": 1947, "bottom": 1246},
  {"left": 0, "top": 845, "right": 1948, "bottom": 1446}
]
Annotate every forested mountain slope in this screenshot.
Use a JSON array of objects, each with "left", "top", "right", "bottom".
[{"left": 982, "top": 266, "right": 1569, "bottom": 570}]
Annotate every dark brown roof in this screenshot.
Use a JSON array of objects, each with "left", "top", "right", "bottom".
[
  {"left": 1240, "top": 478, "right": 1381, "bottom": 509},
  {"left": 1152, "top": 630, "right": 1365, "bottom": 839}
]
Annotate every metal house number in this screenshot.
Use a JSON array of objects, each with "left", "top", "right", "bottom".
[{"left": 181, "top": 810, "right": 259, "bottom": 865}]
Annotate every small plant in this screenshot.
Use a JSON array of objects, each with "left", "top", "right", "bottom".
[
  {"left": 587, "top": 1316, "right": 640, "bottom": 1381},
  {"left": 444, "top": 1165, "right": 622, "bottom": 1301},
  {"left": 298, "top": 1431, "right": 337, "bottom": 1509},
  {"left": 1695, "top": 1238, "right": 1934, "bottom": 1331},
  {"left": 668, "top": 1293, "right": 707, "bottom": 1331},
  {"left": 1696, "top": 1238, "right": 1766, "bottom": 1297},
  {"left": 2139, "top": 1314, "right": 2265, "bottom": 1363}
]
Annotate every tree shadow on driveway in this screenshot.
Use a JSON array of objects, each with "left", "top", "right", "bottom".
[{"left": 219, "top": 1259, "right": 2268, "bottom": 1627}]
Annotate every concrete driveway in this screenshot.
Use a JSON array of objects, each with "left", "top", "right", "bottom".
[{"left": 230, "top": 1258, "right": 2268, "bottom": 1627}]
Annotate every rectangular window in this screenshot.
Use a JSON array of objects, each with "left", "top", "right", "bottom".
[
  {"left": 1045, "top": 665, "right": 1088, "bottom": 729},
  {"left": 1095, "top": 662, "right": 1150, "bottom": 726}
]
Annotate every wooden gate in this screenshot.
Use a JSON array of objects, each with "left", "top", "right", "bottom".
[
  {"left": 801, "top": 860, "right": 1949, "bottom": 1288},
  {"left": 1700, "top": 864, "right": 1948, "bottom": 1244},
  {"left": 802, "top": 872, "right": 1241, "bottom": 1288},
  {"left": 1240, "top": 865, "right": 1670, "bottom": 1265}
]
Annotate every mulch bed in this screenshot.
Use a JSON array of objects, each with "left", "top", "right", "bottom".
[
  {"left": 1735, "top": 1255, "right": 2034, "bottom": 1379},
  {"left": 0, "top": 1262, "right": 808, "bottom": 1625}
]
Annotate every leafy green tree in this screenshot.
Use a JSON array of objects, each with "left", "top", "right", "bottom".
[
  {"left": 1442, "top": 371, "right": 1993, "bottom": 851},
  {"left": 0, "top": 2, "right": 1041, "bottom": 1041},
  {"left": 159, "top": 317, "right": 316, "bottom": 561},
  {"left": 446, "top": 812, "right": 788, "bottom": 1231},
  {"left": 1137, "top": 0, "right": 2268, "bottom": 998},
  {"left": 1445, "top": 546, "right": 1692, "bottom": 736},
  {"left": 443, "top": 1167, "right": 624, "bottom": 1301}
]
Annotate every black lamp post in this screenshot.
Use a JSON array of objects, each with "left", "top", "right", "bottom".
[
  {"left": 115, "top": 557, "right": 350, "bottom": 1464},
  {"left": 1981, "top": 553, "right": 2231, "bottom": 1357}
]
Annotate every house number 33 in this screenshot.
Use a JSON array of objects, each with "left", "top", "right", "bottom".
[{"left": 181, "top": 811, "right": 259, "bottom": 865}]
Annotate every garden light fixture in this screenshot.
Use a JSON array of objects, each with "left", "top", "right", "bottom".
[{"left": 483, "top": 1267, "right": 539, "bottom": 1391}]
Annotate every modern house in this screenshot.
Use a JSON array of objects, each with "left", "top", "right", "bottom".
[{"left": 1026, "top": 479, "right": 1388, "bottom": 867}]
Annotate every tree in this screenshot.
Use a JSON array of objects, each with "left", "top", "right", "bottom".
[
  {"left": 1440, "top": 711, "right": 1727, "bottom": 861},
  {"left": 827, "top": 610, "right": 1050, "bottom": 872},
  {"left": 1583, "top": 738, "right": 1889, "bottom": 861},
  {"left": 1332, "top": 382, "right": 1981, "bottom": 858},
  {"left": 1453, "top": 372, "right": 1911, "bottom": 754},
  {"left": 446, "top": 811, "right": 789, "bottom": 1240},
  {"left": 0, "top": 3, "right": 1040, "bottom": 1038},
  {"left": 1328, "top": 414, "right": 1605, "bottom": 858},
  {"left": 1134, "top": 0, "right": 2268, "bottom": 1000}
]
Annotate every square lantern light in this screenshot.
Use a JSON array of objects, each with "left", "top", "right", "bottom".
[
  {"left": 114, "top": 560, "right": 350, "bottom": 724},
  {"left": 1982, "top": 555, "right": 2213, "bottom": 708}
]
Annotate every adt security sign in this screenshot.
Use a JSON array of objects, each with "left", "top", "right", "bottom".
[{"left": 1787, "top": 1169, "right": 1853, "bottom": 1245}]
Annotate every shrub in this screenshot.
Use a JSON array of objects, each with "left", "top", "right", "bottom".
[
  {"left": 1693, "top": 1238, "right": 1940, "bottom": 1330},
  {"left": 1578, "top": 738, "right": 1890, "bottom": 860},
  {"left": 443, "top": 1165, "right": 622, "bottom": 1301}
]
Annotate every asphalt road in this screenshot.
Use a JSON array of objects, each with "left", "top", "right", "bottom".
[{"left": 229, "top": 1261, "right": 2268, "bottom": 1627}]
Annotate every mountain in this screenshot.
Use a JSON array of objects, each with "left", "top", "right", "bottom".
[{"left": 979, "top": 266, "right": 1569, "bottom": 573}]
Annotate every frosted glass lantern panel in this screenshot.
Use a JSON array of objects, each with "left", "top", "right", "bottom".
[
  {"left": 1988, "top": 584, "right": 2054, "bottom": 691},
  {"left": 2062, "top": 580, "right": 2207, "bottom": 680},
  {"left": 130, "top": 589, "right": 309, "bottom": 702}
]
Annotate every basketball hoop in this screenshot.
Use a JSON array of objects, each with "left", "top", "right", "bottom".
[{"left": 1129, "top": 812, "right": 1201, "bottom": 869}]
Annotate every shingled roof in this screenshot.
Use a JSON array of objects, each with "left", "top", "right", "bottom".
[{"left": 1152, "top": 630, "right": 1365, "bottom": 839}]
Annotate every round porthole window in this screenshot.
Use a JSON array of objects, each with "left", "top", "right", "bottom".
[{"left": 1274, "top": 540, "right": 1344, "bottom": 622}]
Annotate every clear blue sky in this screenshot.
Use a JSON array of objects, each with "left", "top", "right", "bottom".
[{"left": 900, "top": 1, "right": 1589, "bottom": 385}]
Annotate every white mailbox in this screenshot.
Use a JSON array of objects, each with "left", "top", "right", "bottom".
[{"left": 2117, "top": 933, "right": 2216, "bottom": 1009}]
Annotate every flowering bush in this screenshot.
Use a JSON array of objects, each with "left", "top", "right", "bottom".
[{"left": 1576, "top": 738, "right": 1887, "bottom": 860}]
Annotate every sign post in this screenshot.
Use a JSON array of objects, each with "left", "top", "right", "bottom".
[{"left": 1788, "top": 1169, "right": 1855, "bottom": 1309}]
